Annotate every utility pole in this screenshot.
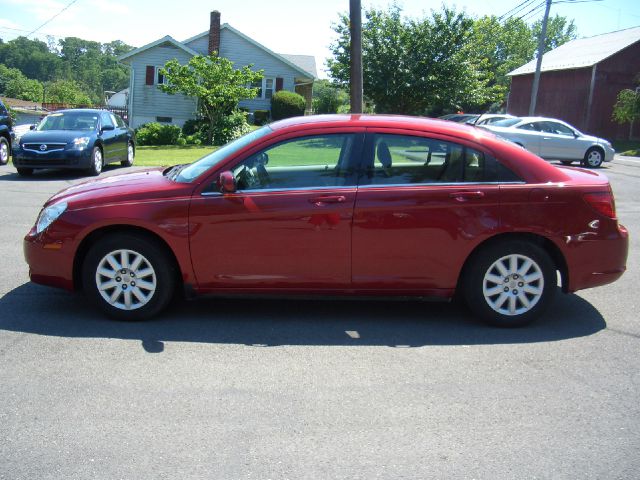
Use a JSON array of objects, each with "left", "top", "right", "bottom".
[
  {"left": 529, "top": 0, "right": 552, "bottom": 115},
  {"left": 349, "top": 0, "right": 363, "bottom": 114}
]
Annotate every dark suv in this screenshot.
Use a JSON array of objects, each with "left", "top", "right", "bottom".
[{"left": 0, "top": 99, "right": 14, "bottom": 165}]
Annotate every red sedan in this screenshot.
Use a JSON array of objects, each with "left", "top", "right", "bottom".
[{"left": 24, "top": 115, "right": 628, "bottom": 327}]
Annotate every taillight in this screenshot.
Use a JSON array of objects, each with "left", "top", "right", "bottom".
[{"left": 583, "top": 189, "right": 616, "bottom": 219}]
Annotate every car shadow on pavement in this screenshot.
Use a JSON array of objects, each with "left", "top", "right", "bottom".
[{"left": 0, "top": 283, "right": 606, "bottom": 352}]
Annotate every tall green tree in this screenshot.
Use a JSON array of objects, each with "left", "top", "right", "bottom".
[
  {"left": 328, "top": 5, "right": 503, "bottom": 115},
  {"left": 0, "top": 64, "right": 43, "bottom": 101},
  {"left": 159, "top": 53, "right": 263, "bottom": 144}
]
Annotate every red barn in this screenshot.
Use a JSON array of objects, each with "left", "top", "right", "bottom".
[{"left": 507, "top": 26, "right": 640, "bottom": 140}]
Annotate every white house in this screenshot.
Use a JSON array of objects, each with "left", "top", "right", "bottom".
[{"left": 117, "top": 11, "right": 317, "bottom": 128}]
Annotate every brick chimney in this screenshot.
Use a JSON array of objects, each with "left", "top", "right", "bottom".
[{"left": 208, "top": 10, "right": 221, "bottom": 55}]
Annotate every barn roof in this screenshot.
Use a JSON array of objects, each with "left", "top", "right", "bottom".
[{"left": 509, "top": 26, "right": 640, "bottom": 76}]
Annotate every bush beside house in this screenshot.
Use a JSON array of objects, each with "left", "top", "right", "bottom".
[{"left": 271, "top": 91, "right": 305, "bottom": 120}]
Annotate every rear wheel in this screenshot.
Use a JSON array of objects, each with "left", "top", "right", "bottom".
[
  {"left": 583, "top": 147, "right": 604, "bottom": 168},
  {"left": 0, "top": 137, "right": 9, "bottom": 165},
  {"left": 17, "top": 167, "right": 33, "bottom": 176},
  {"left": 462, "top": 241, "right": 556, "bottom": 327},
  {"left": 121, "top": 142, "right": 134, "bottom": 167},
  {"left": 87, "top": 146, "right": 103, "bottom": 176},
  {"left": 82, "top": 233, "right": 176, "bottom": 321}
]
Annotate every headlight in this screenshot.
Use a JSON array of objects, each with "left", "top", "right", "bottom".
[
  {"left": 36, "top": 201, "right": 68, "bottom": 234},
  {"left": 73, "top": 137, "right": 90, "bottom": 149}
]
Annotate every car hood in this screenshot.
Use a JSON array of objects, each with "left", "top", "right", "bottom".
[
  {"left": 20, "top": 130, "right": 95, "bottom": 144},
  {"left": 46, "top": 168, "right": 195, "bottom": 209}
]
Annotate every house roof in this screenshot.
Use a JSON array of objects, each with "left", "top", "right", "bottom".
[
  {"left": 182, "top": 24, "right": 316, "bottom": 79},
  {"left": 509, "top": 26, "right": 640, "bottom": 76},
  {"left": 117, "top": 35, "right": 200, "bottom": 62}
]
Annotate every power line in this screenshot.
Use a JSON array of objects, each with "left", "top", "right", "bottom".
[
  {"left": 498, "top": 0, "right": 537, "bottom": 21},
  {"left": 25, "top": 0, "right": 81, "bottom": 37},
  {"left": 518, "top": 1, "right": 547, "bottom": 21}
]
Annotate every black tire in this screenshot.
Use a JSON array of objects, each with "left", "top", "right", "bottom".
[
  {"left": 0, "top": 136, "right": 9, "bottom": 165},
  {"left": 560, "top": 160, "right": 573, "bottom": 166},
  {"left": 17, "top": 167, "right": 33, "bottom": 176},
  {"left": 462, "top": 240, "right": 556, "bottom": 327},
  {"left": 82, "top": 233, "right": 176, "bottom": 321},
  {"left": 87, "top": 146, "right": 103, "bottom": 176},
  {"left": 121, "top": 141, "right": 134, "bottom": 167},
  {"left": 582, "top": 147, "right": 604, "bottom": 168}
]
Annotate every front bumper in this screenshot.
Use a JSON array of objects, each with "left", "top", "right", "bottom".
[
  {"left": 13, "top": 146, "right": 92, "bottom": 169},
  {"left": 24, "top": 226, "right": 76, "bottom": 291}
]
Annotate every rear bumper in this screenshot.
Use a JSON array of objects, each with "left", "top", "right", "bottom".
[
  {"left": 564, "top": 223, "right": 629, "bottom": 292},
  {"left": 13, "top": 147, "right": 92, "bottom": 169}
]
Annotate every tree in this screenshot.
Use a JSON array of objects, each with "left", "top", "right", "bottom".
[
  {"left": 612, "top": 83, "right": 640, "bottom": 138},
  {"left": 0, "top": 64, "right": 43, "bottom": 102},
  {"left": 159, "top": 53, "right": 263, "bottom": 144},
  {"left": 46, "top": 80, "right": 93, "bottom": 105},
  {"left": 328, "top": 5, "right": 503, "bottom": 115},
  {"left": 312, "top": 79, "right": 349, "bottom": 114}
]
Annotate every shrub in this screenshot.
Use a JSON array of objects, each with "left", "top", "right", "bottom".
[
  {"left": 253, "top": 110, "right": 270, "bottom": 126},
  {"left": 271, "top": 91, "right": 305, "bottom": 120},
  {"left": 135, "top": 122, "right": 181, "bottom": 146},
  {"left": 210, "top": 110, "right": 251, "bottom": 145},
  {"left": 182, "top": 118, "right": 207, "bottom": 136}
]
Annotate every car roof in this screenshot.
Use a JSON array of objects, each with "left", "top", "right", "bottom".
[{"left": 47, "top": 109, "right": 108, "bottom": 115}]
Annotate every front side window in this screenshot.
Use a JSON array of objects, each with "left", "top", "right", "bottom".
[
  {"left": 233, "top": 134, "right": 356, "bottom": 191},
  {"left": 541, "top": 121, "right": 575, "bottom": 136},
  {"left": 101, "top": 113, "right": 114, "bottom": 129},
  {"left": 517, "top": 122, "right": 540, "bottom": 131},
  {"left": 362, "top": 134, "right": 520, "bottom": 185}
]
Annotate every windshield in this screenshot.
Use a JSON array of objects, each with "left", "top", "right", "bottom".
[
  {"left": 490, "top": 118, "right": 521, "bottom": 128},
  {"left": 175, "top": 126, "right": 273, "bottom": 183},
  {"left": 38, "top": 112, "right": 99, "bottom": 131}
]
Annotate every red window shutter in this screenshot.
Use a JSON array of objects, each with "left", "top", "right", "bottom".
[
  {"left": 275, "top": 77, "right": 284, "bottom": 92},
  {"left": 145, "top": 66, "right": 155, "bottom": 85}
]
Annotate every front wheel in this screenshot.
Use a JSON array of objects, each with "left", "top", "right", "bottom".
[
  {"left": 0, "top": 137, "right": 9, "bottom": 165},
  {"left": 462, "top": 241, "right": 556, "bottom": 327},
  {"left": 583, "top": 147, "right": 604, "bottom": 168},
  {"left": 121, "top": 142, "right": 134, "bottom": 167},
  {"left": 82, "top": 233, "right": 176, "bottom": 320},
  {"left": 87, "top": 146, "right": 103, "bottom": 176}
]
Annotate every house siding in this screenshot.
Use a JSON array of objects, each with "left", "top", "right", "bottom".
[
  {"left": 187, "top": 29, "right": 305, "bottom": 111},
  {"left": 127, "top": 43, "right": 198, "bottom": 128}
]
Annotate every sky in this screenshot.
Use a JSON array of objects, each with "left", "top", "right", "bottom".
[{"left": 1, "top": 0, "right": 640, "bottom": 78}]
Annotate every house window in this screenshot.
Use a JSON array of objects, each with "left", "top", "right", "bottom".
[
  {"left": 156, "top": 116, "right": 172, "bottom": 123},
  {"left": 251, "top": 79, "right": 263, "bottom": 98},
  {"left": 250, "top": 77, "right": 276, "bottom": 99},
  {"left": 265, "top": 78, "right": 274, "bottom": 99},
  {"left": 156, "top": 67, "right": 167, "bottom": 85}
]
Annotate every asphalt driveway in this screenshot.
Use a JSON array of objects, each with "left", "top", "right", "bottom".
[{"left": 0, "top": 159, "right": 638, "bottom": 479}]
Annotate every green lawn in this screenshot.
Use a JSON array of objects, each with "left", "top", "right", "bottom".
[
  {"left": 134, "top": 145, "right": 218, "bottom": 167},
  {"left": 612, "top": 140, "right": 640, "bottom": 157}
]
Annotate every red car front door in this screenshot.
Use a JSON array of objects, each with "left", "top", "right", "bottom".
[{"left": 189, "top": 133, "right": 362, "bottom": 291}]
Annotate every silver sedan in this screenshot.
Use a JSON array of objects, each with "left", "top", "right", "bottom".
[{"left": 479, "top": 117, "right": 614, "bottom": 168}]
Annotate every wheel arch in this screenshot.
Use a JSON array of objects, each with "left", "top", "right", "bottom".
[
  {"left": 73, "top": 224, "right": 183, "bottom": 293},
  {"left": 457, "top": 232, "right": 569, "bottom": 293}
]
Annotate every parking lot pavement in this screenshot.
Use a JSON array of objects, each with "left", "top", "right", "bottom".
[{"left": 0, "top": 160, "right": 639, "bottom": 479}]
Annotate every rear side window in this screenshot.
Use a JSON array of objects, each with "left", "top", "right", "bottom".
[{"left": 362, "top": 134, "right": 521, "bottom": 185}]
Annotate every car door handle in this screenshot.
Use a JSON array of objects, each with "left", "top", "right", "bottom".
[
  {"left": 309, "top": 195, "right": 346, "bottom": 206},
  {"left": 449, "top": 191, "right": 484, "bottom": 201}
]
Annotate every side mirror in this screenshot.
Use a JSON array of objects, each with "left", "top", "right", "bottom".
[
  {"left": 219, "top": 171, "right": 237, "bottom": 193},
  {"left": 30, "top": 124, "right": 36, "bottom": 130},
  {"left": 101, "top": 124, "right": 115, "bottom": 132}
]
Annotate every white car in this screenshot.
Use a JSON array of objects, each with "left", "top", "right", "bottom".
[{"left": 479, "top": 117, "right": 614, "bottom": 168}]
